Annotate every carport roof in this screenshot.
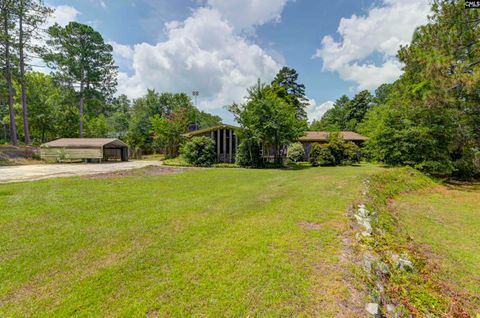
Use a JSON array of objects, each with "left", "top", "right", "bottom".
[{"left": 41, "top": 138, "right": 128, "bottom": 148}]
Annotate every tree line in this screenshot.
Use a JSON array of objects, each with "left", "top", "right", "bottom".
[
  {"left": 2, "top": 0, "right": 478, "bottom": 178},
  {"left": 0, "top": 0, "right": 220, "bottom": 155},
  {"left": 310, "top": 1, "right": 480, "bottom": 179}
]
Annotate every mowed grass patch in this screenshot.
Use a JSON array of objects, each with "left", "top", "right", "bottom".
[
  {"left": 0, "top": 165, "right": 379, "bottom": 317},
  {"left": 392, "top": 183, "right": 480, "bottom": 311}
]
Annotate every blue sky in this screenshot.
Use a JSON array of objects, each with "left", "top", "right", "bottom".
[{"left": 43, "top": 0, "right": 431, "bottom": 124}]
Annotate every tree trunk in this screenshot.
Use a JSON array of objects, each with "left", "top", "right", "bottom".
[
  {"left": 79, "top": 81, "right": 84, "bottom": 137},
  {"left": 19, "top": 2, "right": 31, "bottom": 144},
  {"left": 3, "top": 4, "right": 17, "bottom": 146}
]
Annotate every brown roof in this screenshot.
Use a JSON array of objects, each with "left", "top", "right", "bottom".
[
  {"left": 183, "top": 124, "right": 242, "bottom": 137},
  {"left": 299, "top": 131, "right": 368, "bottom": 142},
  {"left": 41, "top": 138, "right": 128, "bottom": 148}
]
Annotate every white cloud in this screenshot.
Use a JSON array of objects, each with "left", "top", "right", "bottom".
[
  {"left": 109, "top": 41, "right": 134, "bottom": 71},
  {"left": 116, "top": 5, "right": 284, "bottom": 109},
  {"left": 306, "top": 99, "right": 334, "bottom": 122},
  {"left": 315, "top": 0, "right": 430, "bottom": 90},
  {"left": 47, "top": 5, "right": 80, "bottom": 27},
  {"left": 207, "top": 0, "right": 289, "bottom": 30}
]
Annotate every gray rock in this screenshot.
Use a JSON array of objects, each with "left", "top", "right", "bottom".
[
  {"left": 363, "top": 253, "right": 374, "bottom": 272},
  {"left": 391, "top": 253, "right": 414, "bottom": 272},
  {"left": 376, "top": 261, "right": 390, "bottom": 275},
  {"left": 398, "top": 258, "right": 414, "bottom": 271},
  {"left": 365, "top": 303, "right": 379, "bottom": 316},
  {"left": 386, "top": 304, "right": 395, "bottom": 312}
]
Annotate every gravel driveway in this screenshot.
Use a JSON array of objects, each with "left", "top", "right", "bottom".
[{"left": 0, "top": 161, "right": 163, "bottom": 183}]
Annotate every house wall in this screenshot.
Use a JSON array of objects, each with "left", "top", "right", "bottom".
[
  {"left": 40, "top": 147, "right": 103, "bottom": 162},
  {"left": 193, "top": 128, "right": 239, "bottom": 163}
]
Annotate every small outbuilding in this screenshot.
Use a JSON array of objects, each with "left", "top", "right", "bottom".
[{"left": 40, "top": 138, "right": 129, "bottom": 163}]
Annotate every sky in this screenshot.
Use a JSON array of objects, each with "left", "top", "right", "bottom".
[{"left": 42, "top": 0, "right": 432, "bottom": 124}]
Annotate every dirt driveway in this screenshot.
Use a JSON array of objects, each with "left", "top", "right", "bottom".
[{"left": 0, "top": 161, "right": 163, "bottom": 183}]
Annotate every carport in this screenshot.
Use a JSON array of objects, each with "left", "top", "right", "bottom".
[{"left": 40, "top": 138, "right": 129, "bottom": 162}]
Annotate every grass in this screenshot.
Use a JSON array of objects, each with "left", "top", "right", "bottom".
[
  {"left": 0, "top": 164, "right": 380, "bottom": 317},
  {"left": 357, "top": 168, "right": 479, "bottom": 316},
  {"left": 392, "top": 182, "right": 480, "bottom": 312},
  {"left": 163, "top": 156, "right": 240, "bottom": 168}
]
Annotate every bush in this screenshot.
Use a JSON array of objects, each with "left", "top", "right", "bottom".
[
  {"left": 310, "top": 143, "right": 335, "bottom": 166},
  {"left": 287, "top": 142, "right": 305, "bottom": 163},
  {"left": 343, "top": 142, "right": 361, "bottom": 164},
  {"left": 181, "top": 136, "right": 216, "bottom": 167},
  {"left": 453, "top": 148, "right": 480, "bottom": 179},
  {"left": 235, "top": 140, "right": 263, "bottom": 168},
  {"left": 309, "top": 134, "right": 363, "bottom": 167}
]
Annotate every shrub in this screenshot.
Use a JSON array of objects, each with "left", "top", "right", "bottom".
[
  {"left": 318, "top": 145, "right": 336, "bottom": 166},
  {"left": 309, "top": 143, "right": 335, "bottom": 166},
  {"left": 181, "top": 136, "right": 216, "bottom": 167},
  {"left": 452, "top": 148, "right": 480, "bottom": 179},
  {"left": 309, "top": 134, "right": 363, "bottom": 167},
  {"left": 287, "top": 142, "right": 305, "bottom": 163},
  {"left": 235, "top": 140, "right": 263, "bottom": 168},
  {"left": 343, "top": 142, "right": 361, "bottom": 164}
]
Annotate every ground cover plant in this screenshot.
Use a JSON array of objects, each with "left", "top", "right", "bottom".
[
  {"left": 392, "top": 183, "right": 480, "bottom": 313},
  {"left": 0, "top": 165, "right": 380, "bottom": 317},
  {"left": 351, "top": 168, "right": 480, "bottom": 316}
]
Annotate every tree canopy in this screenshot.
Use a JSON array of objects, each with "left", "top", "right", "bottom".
[
  {"left": 310, "top": 91, "right": 374, "bottom": 132},
  {"left": 229, "top": 80, "right": 306, "bottom": 166},
  {"left": 360, "top": 0, "right": 480, "bottom": 178},
  {"left": 43, "top": 21, "right": 118, "bottom": 137}
]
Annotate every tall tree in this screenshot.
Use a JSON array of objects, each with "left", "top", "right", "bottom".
[
  {"left": 310, "top": 95, "right": 350, "bottom": 131},
  {"left": 229, "top": 80, "right": 305, "bottom": 165},
  {"left": 126, "top": 90, "right": 220, "bottom": 152},
  {"left": 0, "top": 0, "right": 17, "bottom": 145},
  {"left": 271, "top": 66, "right": 309, "bottom": 122},
  {"left": 361, "top": 0, "right": 480, "bottom": 178},
  {"left": 151, "top": 108, "right": 189, "bottom": 158},
  {"left": 16, "top": 0, "right": 51, "bottom": 144},
  {"left": 43, "top": 22, "right": 117, "bottom": 137},
  {"left": 22, "top": 72, "right": 79, "bottom": 142},
  {"left": 310, "top": 91, "right": 373, "bottom": 132},
  {"left": 344, "top": 90, "right": 373, "bottom": 130}
]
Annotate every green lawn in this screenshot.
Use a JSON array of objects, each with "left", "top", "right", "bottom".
[
  {"left": 0, "top": 165, "right": 379, "bottom": 317},
  {"left": 392, "top": 183, "right": 480, "bottom": 311}
]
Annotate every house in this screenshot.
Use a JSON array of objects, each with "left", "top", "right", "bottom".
[
  {"left": 185, "top": 125, "right": 368, "bottom": 163},
  {"left": 40, "top": 138, "right": 129, "bottom": 163},
  {"left": 298, "top": 131, "right": 368, "bottom": 160},
  {"left": 183, "top": 125, "right": 240, "bottom": 163}
]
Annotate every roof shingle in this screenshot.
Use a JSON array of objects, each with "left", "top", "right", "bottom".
[{"left": 299, "top": 131, "right": 368, "bottom": 142}]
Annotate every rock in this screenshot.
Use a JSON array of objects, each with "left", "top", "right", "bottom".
[
  {"left": 391, "top": 253, "right": 414, "bottom": 272},
  {"left": 398, "top": 258, "right": 414, "bottom": 271},
  {"left": 363, "top": 253, "right": 374, "bottom": 272},
  {"left": 376, "top": 261, "right": 390, "bottom": 275},
  {"left": 375, "top": 281, "right": 384, "bottom": 293},
  {"left": 365, "top": 303, "right": 379, "bottom": 316},
  {"left": 386, "top": 304, "right": 395, "bottom": 312}
]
